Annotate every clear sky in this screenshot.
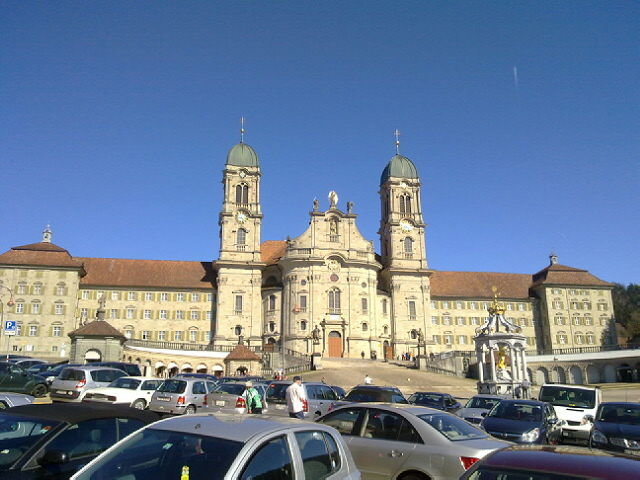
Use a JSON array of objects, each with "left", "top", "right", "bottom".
[{"left": 1, "top": 1, "right": 638, "bottom": 285}]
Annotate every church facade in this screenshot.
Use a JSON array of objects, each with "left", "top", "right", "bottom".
[{"left": 0, "top": 139, "right": 617, "bottom": 361}]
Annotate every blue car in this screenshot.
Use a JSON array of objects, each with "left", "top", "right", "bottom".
[
  {"left": 408, "top": 391, "right": 462, "bottom": 413},
  {"left": 480, "top": 399, "right": 562, "bottom": 444},
  {"left": 589, "top": 402, "right": 640, "bottom": 453}
]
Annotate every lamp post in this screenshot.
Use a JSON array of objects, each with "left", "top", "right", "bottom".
[{"left": 0, "top": 286, "right": 16, "bottom": 360}]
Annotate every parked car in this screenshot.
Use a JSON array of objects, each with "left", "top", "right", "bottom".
[
  {"left": 457, "top": 395, "right": 505, "bottom": 425},
  {"left": 480, "top": 399, "right": 562, "bottom": 444},
  {"left": 460, "top": 444, "right": 640, "bottom": 480},
  {"left": 27, "top": 363, "right": 57, "bottom": 375},
  {"left": 206, "top": 381, "right": 269, "bottom": 414},
  {"left": 41, "top": 363, "right": 83, "bottom": 385},
  {"left": 177, "top": 372, "right": 222, "bottom": 383},
  {"left": 148, "top": 376, "right": 218, "bottom": 415},
  {"left": 50, "top": 367, "right": 128, "bottom": 403},
  {"left": 218, "top": 375, "right": 266, "bottom": 383},
  {"left": 71, "top": 412, "right": 361, "bottom": 480},
  {"left": 587, "top": 402, "right": 640, "bottom": 454},
  {"left": 538, "top": 383, "right": 601, "bottom": 442},
  {"left": 265, "top": 380, "right": 340, "bottom": 418},
  {"left": 0, "top": 362, "right": 49, "bottom": 397},
  {"left": 0, "top": 403, "right": 158, "bottom": 479},
  {"left": 408, "top": 391, "right": 462, "bottom": 413},
  {"left": 91, "top": 362, "right": 142, "bottom": 377},
  {"left": 332, "top": 385, "right": 347, "bottom": 400},
  {"left": 332, "top": 385, "right": 409, "bottom": 409},
  {"left": 0, "top": 393, "right": 34, "bottom": 409},
  {"left": 10, "top": 359, "right": 47, "bottom": 370},
  {"left": 317, "top": 403, "right": 510, "bottom": 479},
  {"left": 83, "top": 376, "right": 163, "bottom": 409}
]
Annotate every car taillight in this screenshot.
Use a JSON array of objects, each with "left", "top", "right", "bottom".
[
  {"left": 203, "top": 395, "right": 208, "bottom": 406},
  {"left": 75, "top": 379, "right": 86, "bottom": 388},
  {"left": 302, "top": 398, "right": 309, "bottom": 413},
  {"left": 327, "top": 402, "right": 335, "bottom": 413},
  {"left": 460, "top": 456, "right": 480, "bottom": 470},
  {"left": 236, "top": 397, "right": 246, "bottom": 408},
  {"left": 177, "top": 396, "right": 186, "bottom": 405}
]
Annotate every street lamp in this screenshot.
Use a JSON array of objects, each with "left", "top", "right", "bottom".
[{"left": 0, "top": 286, "right": 16, "bottom": 360}]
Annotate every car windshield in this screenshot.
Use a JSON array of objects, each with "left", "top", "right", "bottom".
[
  {"left": 488, "top": 402, "right": 542, "bottom": 422},
  {"left": 216, "top": 383, "right": 245, "bottom": 395},
  {"left": 266, "top": 383, "right": 290, "bottom": 403},
  {"left": 59, "top": 369, "right": 85, "bottom": 381},
  {"left": 0, "top": 414, "right": 61, "bottom": 471},
  {"left": 109, "top": 378, "right": 142, "bottom": 390},
  {"left": 466, "top": 397, "right": 501, "bottom": 410},
  {"left": 410, "top": 393, "right": 444, "bottom": 405},
  {"left": 74, "top": 427, "right": 243, "bottom": 480},
  {"left": 597, "top": 405, "right": 640, "bottom": 425},
  {"left": 539, "top": 386, "right": 596, "bottom": 409},
  {"left": 417, "top": 413, "right": 488, "bottom": 441},
  {"left": 157, "top": 380, "right": 187, "bottom": 394}
]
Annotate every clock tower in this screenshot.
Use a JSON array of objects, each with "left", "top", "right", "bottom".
[{"left": 212, "top": 126, "right": 265, "bottom": 346}]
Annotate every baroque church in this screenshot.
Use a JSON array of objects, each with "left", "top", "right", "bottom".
[{"left": 0, "top": 136, "right": 616, "bottom": 361}]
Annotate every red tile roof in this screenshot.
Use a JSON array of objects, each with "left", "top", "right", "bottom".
[
  {"left": 430, "top": 271, "right": 532, "bottom": 299},
  {"left": 69, "top": 320, "right": 125, "bottom": 338},
  {"left": 0, "top": 242, "right": 85, "bottom": 270},
  {"left": 261, "top": 241, "right": 287, "bottom": 265},
  {"left": 77, "top": 257, "right": 215, "bottom": 289},
  {"left": 531, "top": 263, "right": 613, "bottom": 288},
  {"left": 224, "top": 343, "right": 262, "bottom": 362}
]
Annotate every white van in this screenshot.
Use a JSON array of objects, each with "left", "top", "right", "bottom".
[{"left": 538, "top": 383, "right": 601, "bottom": 441}]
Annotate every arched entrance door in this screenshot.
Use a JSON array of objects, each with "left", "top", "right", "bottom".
[
  {"left": 84, "top": 349, "right": 102, "bottom": 363},
  {"left": 328, "top": 331, "right": 343, "bottom": 357}
]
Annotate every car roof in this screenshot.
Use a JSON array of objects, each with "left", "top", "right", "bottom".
[
  {"left": 477, "top": 445, "right": 640, "bottom": 477},
  {"left": 330, "top": 402, "right": 446, "bottom": 415},
  {"left": 541, "top": 383, "right": 599, "bottom": 390},
  {"left": 7, "top": 403, "right": 159, "bottom": 423},
  {"left": 62, "top": 366, "right": 126, "bottom": 372},
  {"left": 412, "top": 392, "right": 448, "bottom": 396},
  {"left": 499, "top": 399, "right": 546, "bottom": 407},
  {"left": 114, "top": 376, "right": 158, "bottom": 380},
  {"left": 350, "top": 385, "right": 401, "bottom": 391},
  {"left": 150, "top": 412, "right": 338, "bottom": 443}
]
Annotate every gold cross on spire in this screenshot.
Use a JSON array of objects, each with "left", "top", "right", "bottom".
[
  {"left": 394, "top": 129, "right": 401, "bottom": 154},
  {"left": 240, "top": 116, "right": 245, "bottom": 143}
]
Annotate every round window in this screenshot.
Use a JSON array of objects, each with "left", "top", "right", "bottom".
[{"left": 330, "top": 274, "right": 339, "bottom": 282}]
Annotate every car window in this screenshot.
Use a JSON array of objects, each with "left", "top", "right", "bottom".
[
  {"left": 141, "top": 380, "right": 162, "bottom": 390},
  {"left": 294, "top": 430, "right": 338, "bottom": 479},
  {"left": 318, "top": 408, "right": 362, "bottom": 435},
  {"left": 192, "top": 382, "right": 206, "bottom": 395},
  {"left": 320, "top": 386, "right": 337, "bottom": 400},
  {"left": 363, "top": 410, "right": 406, "bottom": 441},
  {"left": 417, "top": 413, "right": 488, "bottom": 441},
  {"left": 157, "top": 379, "right": 187, "bottom": 394},
  {"left": 391, "top": 394, "right": 409, "bottom": 404},
  {"left": 46, "top": 418, "right": 117, "bottom": 459},
  {"left": 217, "top": 384, "right": 245, "bottom": 395},
  {"left": 60, "top": 369, "right": 85, "bottom": 381},
  {"left": 240, "top": 435, "right": 293, "bottom": 480},
  {"left": 0, "top": 414, "right": 61, "bottom": 471},
  {"left": 489, "top": 402, "right": 542, "bottom": 422},
  {"left": 93, "top": 370, "right": 125, "bottom": 383},
  {"left": 116, "top": 418, "right": 147, "bottom": 439},
  {"left": 206, "top": 381, "right": 218, "bottom": 393},
  {"left": 110, "top": 378, "right": 142, "bottom": 390},
  {"left": 306, "top": 385, "right": 320, "bottom": 400}
]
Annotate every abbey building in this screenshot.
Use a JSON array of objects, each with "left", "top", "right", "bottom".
[{"left": 0, "top": 139, "right": 616, "bottom": 360}]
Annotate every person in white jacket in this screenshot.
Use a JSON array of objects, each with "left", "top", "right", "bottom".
[{"left": 285, "top": 376, "right": 307, "bottom": 419}]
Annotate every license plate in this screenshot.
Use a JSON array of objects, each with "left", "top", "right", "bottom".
[
  {"left": 562, "top": 431, "right": 570, "bottom": 436},
  {"left": 275, "top": 405, "right": 286, "bottom": 410},
  {"left": 215, "top": 400, "right": 225, "bottom": 406},
  {"left": 157, "top": 396, "right": 171, "bottom": 402}
]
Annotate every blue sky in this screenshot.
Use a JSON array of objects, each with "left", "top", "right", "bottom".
[{"left": 1, "top": 1, "right": 638, "bottom": 285}]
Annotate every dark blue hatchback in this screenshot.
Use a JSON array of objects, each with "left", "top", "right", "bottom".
[
  {"left": 480, "top": 399, "right": 562, "bottom": 444},
  {"left": 589, "top": 402, "right": 640, "bottom": 453}
]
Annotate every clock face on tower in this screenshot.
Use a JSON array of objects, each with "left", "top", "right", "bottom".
[
  {"left": 236, "top": 212, "right": 248, "bottom": 223},
  {"left": 400, "top": 220, "right": 414, "bottom": 232},
  {"left": 239, "top": 169, "right": 247, "bottom": 178}
]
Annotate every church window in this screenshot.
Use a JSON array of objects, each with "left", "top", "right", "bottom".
[
  {"left": 361, "top": 298, "right": 368, "bottom": 313},
  {"left": 300, "top": 320, "right": 307, "bottom": 331},
  {"left": 383, "top": 325, "right": 389, "bottom": 335},
  {"left": 268, "top": 322, "right": 276, "bottom": 333},
  {"left": 382, "top": 299, "right": 388, "bottom": 314},
  {"left": 408, "top": 301, "right": 417, "bottom": 320},
  {"left": 299, "top": 295, "right": 307, "bottom": 312},
  {"left": 234, "top": 295, "right": 243, "bottom": 314},
  {"left": 237, "top": 228, "right": 247, "bottom": 246},
  {"left": 235, "top": 183, "right": 249, "bottom": 205},
  {"left": 328, "top": 288, "right": 341, "bottom": 313},
  {"left": 362, "top": 322, "right": 368, "bottom": 332},
  {"left": 268, "top": 295, "right": 276, "bottom": 311},
  {"left": 399, "top": 194, "right": 412, "bottom": 214},
  {"left": 403, "top": 237, "right": 413, "bottom": 258},
  {"left": 410, "top": 329, "right": 417, "bottom": 339},
  {"left": 234, "top": 325, "right": 242, "bottom": 336}
]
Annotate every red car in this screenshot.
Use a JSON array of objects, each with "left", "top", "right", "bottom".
[{"left": 460, "top": 444, "right": 640, "bottom": 480}]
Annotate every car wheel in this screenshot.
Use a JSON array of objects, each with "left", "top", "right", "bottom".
[
  {"left": 31, "top": 384, "right": 48, "bottom": 398},
  {"left": 131, "top": 399, "right": 146, "bottom": 410},
  {"left": 399, "top": 472, "right": 430, "bottom": 480},
  {"left": 185, "top": 405, "right": 197, "bottom": 415}
]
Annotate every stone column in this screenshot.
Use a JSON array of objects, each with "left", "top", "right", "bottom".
[
  {"left": 521, "top": 349, "right": 529, "bottom": 381},
  {"left": 477, "top": 346, "right": 485, "bottom": 383},
  {"left": 510, "top": 345, "right": 518, "bottom": 381},
  {"left": 489, "top": 345, "right": 496, "bottom": 382}
]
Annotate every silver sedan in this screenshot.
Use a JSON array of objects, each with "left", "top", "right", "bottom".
[{"left": 317, "top": 403, "right": 511, "bottom": 480}]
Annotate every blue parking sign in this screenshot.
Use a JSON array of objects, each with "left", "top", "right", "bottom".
[{"left": 4, "top": 320, "right": 16, "bottom": 333}]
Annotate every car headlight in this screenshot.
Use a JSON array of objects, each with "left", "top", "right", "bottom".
[
  {"left": 625, "top": 439, "right": 640, "bottom": 450},
  {"left": 521, "top": 428, "right": 540, "bottom": 443},
  {"left": 591, "top": 429, "right": 608, "bottom": 444}
]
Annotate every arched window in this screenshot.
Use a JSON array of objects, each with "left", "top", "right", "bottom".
[
  {"left": 383, "top": 325, "right": 389, "bottom": 335},
  {"left": 237, "top": 228, "right": 247, "bottom": 245},
  {"left": 234, "top": 325, "right": 243, "bottom": 336},
  {"left": 362, "top": 323, "right": 368, "bottom": 332},
  {"left": 410, "top": 329, "right": 417, "bottom": 340},
  {"left": 399, "top": 194, "right": 412, "bottom": 214},
  {"left": 268, "top": 321, "right": 276, "bottom": 333},
  {"left": 382, "top": 299, "right": 388, "bottom": 314},
  {"left": 575, "top": 331, "right": 584, "bottom": 345},
  {"left": 403, "top": 237, "right": 413, "bottom": 254},
  {"left": 235, "top": 183, "right": 249, "bottom": 205},
  {"left": 328, "top": 288, "right": 341, "bottom": 313},
  {"left": 300, "top": 320, "right": 307, "bottom": 331},
  {"left": 269, "top": 295, "right": 276, "bottom": 311}
]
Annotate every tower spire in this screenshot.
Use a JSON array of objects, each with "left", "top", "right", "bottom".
[
  {"left": 394, "top": 129, "right": 401, "bottom": 154},
  {"left": 240, "top": 116, "right": 245, "bottom": 143}
]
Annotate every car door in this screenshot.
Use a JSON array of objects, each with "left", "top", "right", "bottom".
[
  {"left": 191, "top": 381, "right": 207, "bottom": 410},
  {"left": 24, "top": 418, "right": 118, "bottom": 480},
  {"left": 235, "top": 434, "right": 295, "bottom": 479},
  {"left": 318, "top": 385, "right": 339, "bottom": 416},
  {"left": 5, "top": 364, "right": 30, "bottom": 393},
  {"left": 545, "top": 405, "right": 562, "bottom": 444},
  {"left": 140, "top": 380, "right": 162, "bottom": 403},
  {"left": 347, "top": 408, "right": 415, "bottom": 480}
]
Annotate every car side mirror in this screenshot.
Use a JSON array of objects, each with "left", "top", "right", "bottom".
[{"left": 38, "top": 450, "right": 69, "bottom": 466}]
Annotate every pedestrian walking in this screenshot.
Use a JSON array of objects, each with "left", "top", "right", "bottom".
[
  {"left": 243, "top": 381, "right": 263, "bottom": 414},
  {"left": 363, "top": 374, "right": 372, "bottom": 385},
  {"left": 285, "top": 376, "right": 307, "bottom": 419},
  {"left": 521, "top": 378, "right": 531, "bottom": 399}
]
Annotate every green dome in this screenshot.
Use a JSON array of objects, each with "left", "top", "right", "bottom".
[
  {"left": 226, "top": 142, "right": 260, "bottom": 167},
  {"left": 380, "top": 154, "right": 419, "bottom": 185}
]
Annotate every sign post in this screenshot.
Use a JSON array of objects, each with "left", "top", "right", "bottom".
[{"left": 4, "top": 320, "right": 16, "bottom": 361}]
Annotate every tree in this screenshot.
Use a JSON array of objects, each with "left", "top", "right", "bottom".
[{"left": 612, "top": 284, "right": 640, "bottom": 340}]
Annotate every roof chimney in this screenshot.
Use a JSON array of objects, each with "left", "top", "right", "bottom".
[
  {"left": 42, "top": 225, "right": 52, "bottom": 243},
  {"left": 549, "top": 252, "right": 558, "bottom": 265}
]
